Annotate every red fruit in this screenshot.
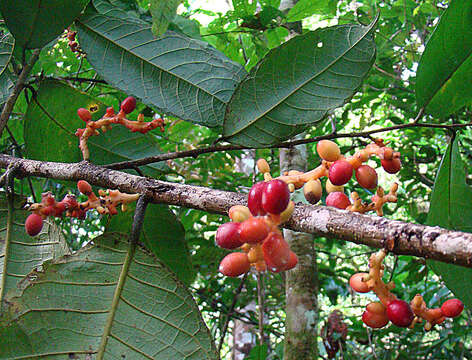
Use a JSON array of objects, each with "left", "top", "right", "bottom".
[
  {"left": 219, "top": 252, "right": 251, "bottom": 277},
  {"left": 239, "top": 217, "right": 270, "bottom": 244},
  {"left": 326, "top": 192, "right": 351, "bottom": 210},
  {"left": 381, "top": 158, "right": 401, "bottom": 174},
  {"left": 355, "top": 165, "right": 378, "bottom": 189},
  {"left": 247, "top": 182, "right": 267, "bottom": 216},
  {"left": 215, "top": 222, "right": 243, "bottom": 249},
  {"left": 42, "top": 192, "right": 55, "bottom": 206},
  {"left": 106, "top": 107, "right": 115, "bottom": 117},
  {"left": 121, "top": 96, "right": 136, "bottom": 114},
  {"left": 386, "top": 300, "right": 414, "bottom": 327},
  {"left": 283, "top": 251, "right": 298, "bottom": 271},
  {"left": 25, "top": 213, "right": 43, "bottom": 236},
  {"left": 329, "top": 160, "right": 353, "bottom": 186},
  {"left": 62, "top": 194, "right": 78, "bottom": 209},
  {"left": 349, "top": 273, "right": 370, "bottom": 293},
  {"left": 261, "top": 179, "right": 290, "bottom": 214},
  {"left": 54, "top": 202, "right": 67, "bottom": 216},
  {"left": 441, "top": 299, "right": 464, "bottom": 318},
  {"left": 262, "top": 232, "right": 290, "bottom": 269},
  {"left": 362, "top": 302, "right": 389, "bottom": 328},
  {"left": 77, "top": 108, "right": 92, "bottom": 122},
  {"left": 77, "top": 180, "right": 93, "bottom": 195}
]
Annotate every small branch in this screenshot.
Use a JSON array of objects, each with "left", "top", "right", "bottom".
[
  {"left": 0, "top": 49, "right": 41, "bottom": 137},
  {"left": 29, "top": 76, "right": 108, "bottom": 85},
  {"left": 217, "top": 273, "right": 248, "bottom": 354},
  {"left": 257, "top": 272, "right": 264, "bottom": 346},
  {"left": 2, "top": 154, "right": 472, "bottom": 268},
  {"left": 104, "top": 119, "right": 472, "bottom": 170}
]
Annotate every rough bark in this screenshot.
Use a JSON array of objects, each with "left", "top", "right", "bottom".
[
  {"left": 280, "top": 143, "right": 319, "bottom": 359},
  {"left": 2, "top": 154, "right": 472, "bottom": 268}
]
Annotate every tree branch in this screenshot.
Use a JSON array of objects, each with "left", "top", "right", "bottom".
[
  {"left": 104, "top": 120, "right": 472, "bottom": 170},
  {"left": 2, "top": 154, "right": 472, "bottom": 268},
  {"left": 0, "top": 49, "right": 41, "bottom": 137}
]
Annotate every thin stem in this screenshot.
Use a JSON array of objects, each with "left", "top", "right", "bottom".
[
  {"left": 257, "top": 272, "right": 264, "bottom": 346},
  {"left": 104, "top": 118, "right": 472, "bottom": 170},
  {"left": 217, "top": 273, "right": 248, "bottom": 354},
  {"left": 0, "top": 49, "right": 41, "bottom": 137}
]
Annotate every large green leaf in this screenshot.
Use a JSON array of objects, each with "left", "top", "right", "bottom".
[
  {"left": 427, "top": 136, "right": 472, "bottom": 308},
  {"left": 0, "top": 193, "right": 69, "bottom": 308},
  {"left": 23, "top": 80, "right": 169, "bottom": 177},
  {"left": 0, "top": 0, "right": 90, "bottom": 49},
  {"left": 223, "top": 19, "right": 377, "bottom": 147},
  {"left": 107, "top": 203, "right": 194, "bottom": 285},
  {"left": 0, "top": 33, "right": 13, "bottom": 76},
  {"left": 92, "top": 0, "right": 147, "bottom": 23},
  {"left": 416, "top": 0, "right": 472, "bottom": 118},
  {"left": 0, "top": 233, "right": 217, "bottom": 359},
  {"left": 76, "top": 11, "right": 247, "bottom": 127},
  {"left": 150, "top": 0, "right": 182, "bottom": 36}
]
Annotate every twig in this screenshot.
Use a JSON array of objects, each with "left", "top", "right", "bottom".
[
  {"left": 104, "top": 119, "right": 472, "bottom": 170},
  {"left": 257, "top": 272, "right": 265, "bottom": 345},
  {"left": 217, "top": 273, "right": 248, "bottom": 354},
  {"left": 0, "top": 49, "right": 41, "bottom": 137}
]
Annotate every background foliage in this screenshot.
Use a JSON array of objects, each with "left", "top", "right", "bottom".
[{"left": 1, "top": 0, "right": 472, "bottom": 359}]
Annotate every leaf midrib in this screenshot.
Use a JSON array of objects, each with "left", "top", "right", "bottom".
[{"left": 225, "top": 19, "right": 377, "bottom": 137}]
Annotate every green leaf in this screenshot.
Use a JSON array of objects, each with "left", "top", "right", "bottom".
[
  {"left": 223, "top": 18, "right": 377, "bottom": 146},
  {"left": 93, "top": 0, "right": 146, "bottom": 23},
  {"left": 0, "top": 233, "right": 218, "bottom": 359},
  {"left": 106, "top": 202, "right": 194, "bottom": 285},
  {"left": 416, "top": 0, "right": 472, "bottom": 118},
  {"left": 150, "top": 0, "right": 182, "bottom": 36},
  {"left": 169, "top": 15, "right": 202, "bottom": 40},
  {"left": 0, "top": 33, "right": 14, "bottom": 76},
  {"left": 0, "top": 0, "right": 90, "bottom": 49},
  {"left": 286, "top": 0, "right": 336, "bottom": 21},
  {"left": 76, "top": 11, "right": 247, "bottom": 127},
  {"left": 23, "top": 80, "right": 169, "bottom": 177},
  {"left": 0, "top": 193, "right": 69, "bottom": 307},
  {"left": 245, "top": 344, "right": 268, "bottom": 360},
  {"left": 427, "top": 136, "right": 472, "bottom": 308},
  {"left": 0, "top": 71, "right": 14, "bottom": 109}
]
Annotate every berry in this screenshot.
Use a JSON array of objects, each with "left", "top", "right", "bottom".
[
  {"left": 441, "top": 299, "right": 464, "bottom": 318},
  {"left": 386, "top": 300, "right": 414, "bottom": 327},
  {"left": 77, "top": 180, "right": 92, "bottom": 195},
  {"left": 239, "top": 217, "right": 270, "bottom": 244},
  {"left": 219, "top": 252, "right": 250, "bottom": 277},
  {"left": 317, "top": 140, "right": 341, "bottom": 161},
  {"left": 349, "top": 273, "right": 370, "bottom": 293},
  {"left": 105, "top": 107, "right": 115, "bottom": 117},
  {"left": 326, "top": 192, "right": 351, "bottom": 210},
  {"left": 121, "top": 96, "right": 136, "bottom": 114},
  {"left": 283, "top": 251, "right": 298, "bottom": 271},
  {"left": 325, "top": 179, "right": 344, "bottom": 193},
  {"left": 247, "top": 182, "right": 267, "bottom": 216},
  {"left": 328, "top": 160, "right": 353, "bottom": 186},
  {"left": 247, "top": 245, "right": 264, "bottom": 263},
  {"left": 25, "top": 213, "right": 43, "bottom": 236},
  {"left": 261, "top": 179, "right": 290, "bottom": 214},
  {"left": 54, "top": 202, "right": 66, "bottom": 216},
  {"left": 381, "top": 158, "right": 401, "bottom": 174},
  {"left": 62, "top": 194, "right": 78, "bottom": 209},
  {"left": 228, "top": 205, "right": 251, "bottom": 223},
  {"left": 77, "top": 108, "right": 92, "bottom": 122},
  {"left": 303, "top": 179, "right": 322, "bottom": 204},
  {"left": 362, "top": 302, "right": 389, "bottom": 328},
  {"left": 216, "top": 222, "right": 243, "bottom": 249},
  {"left": 262, "top": 232, "right": 290, "bottom": 269},
  {"left": 355, "top": 165, "right": 378, "bottom": 189}
]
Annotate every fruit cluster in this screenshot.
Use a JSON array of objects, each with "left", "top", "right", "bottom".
[
  {"left": 217, "top": 168, "right": 298, "bottom": 277},
  {"left": 75, "top": 96, "right": 165, "bottom": 160},
  {"left": 350, "top": 249, "right": 464, "bottom": 330},
  {"left": 25, "top": 180, "right": 139, "bottom": 236},
  {"left": 275, "top": 139, "right": 400, "bottom": 215},
  {"left": 65, "top": 28, "right": 83, "bottom": 55}
]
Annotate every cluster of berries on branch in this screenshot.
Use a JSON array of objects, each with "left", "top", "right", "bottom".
[
  {"left": 65, "top": 28, "right": 83, "bottom": 56},
  {"left": 76, "top": 96, "right": 165, "bottom": 160},
  {"left": 24, "top": 180, "right": 139, "bottom": 237},
  {"left": 350, "top": 249, "right": 464, "bottom": 330},
  {"left": 279, "top": 138, "right": 401, "bottom": 214}
]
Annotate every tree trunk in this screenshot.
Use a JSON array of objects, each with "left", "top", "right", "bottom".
[{"left": 280, "top": 143, "right": 319, "bottom": 359}]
